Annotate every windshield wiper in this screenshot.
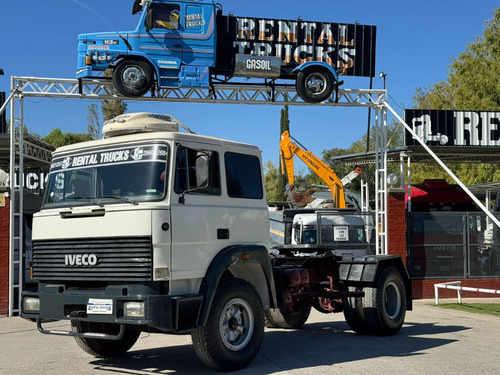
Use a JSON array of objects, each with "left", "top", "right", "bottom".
[
  {"left": 101, "top": 195, "right": 139, "bottom": 206},
  {"left": 68, "top": 196, "right": 104, "bottom": 207}
]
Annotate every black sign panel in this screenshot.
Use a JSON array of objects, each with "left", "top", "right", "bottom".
[
  {"left": 405, "top": 109, "right": 500, "bottom": 147},
  {"left": 49, "top": 144, "right": 168, "bottom": 173},
  {"left": 219, "top": 15, "right": 377, "bottom": 77}
]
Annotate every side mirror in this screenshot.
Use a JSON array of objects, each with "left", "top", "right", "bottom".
[
  {"left": 132, "top": 0, "right": 143, "bottom": 15},
  {"left": 178, "top": 152, "right": 212, "bottom": 204}
]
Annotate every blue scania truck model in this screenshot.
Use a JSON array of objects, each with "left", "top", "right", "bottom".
[{"left": 76, "top": 0, "right": 376, "bottom": 103}]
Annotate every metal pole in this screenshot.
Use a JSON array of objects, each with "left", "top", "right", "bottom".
[{"left": 8, "top": 89, "right": 16, "bottom": 316}]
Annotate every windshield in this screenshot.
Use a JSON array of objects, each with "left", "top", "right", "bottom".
[{"left": 43, "top": 143, "right": 168, "bottom": 208}]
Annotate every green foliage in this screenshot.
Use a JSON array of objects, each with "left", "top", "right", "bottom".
[
  {"left": 264, "top": 161, "right": 283, "bottom": 201},
  {"left": 42, "top": 128, "right": 91, "bottom": 148},
  {"left": 414, "top": 8, "right": 500, "bottom": 111}
]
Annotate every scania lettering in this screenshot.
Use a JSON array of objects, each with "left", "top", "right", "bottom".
[
  {"left": 22, "top": 112, "right": 411, "bottom": 372},
  {"left": 76, "top": 0, "right": 377, "bottom": 103}
]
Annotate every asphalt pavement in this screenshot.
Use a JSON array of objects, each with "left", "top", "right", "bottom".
[{"left": 1, "top": 298, "right": 499, "bottom": 374}]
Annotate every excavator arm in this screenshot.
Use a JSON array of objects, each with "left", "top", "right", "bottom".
[{"left": 280, "top": 130, "right": 346, "bottom": 208}]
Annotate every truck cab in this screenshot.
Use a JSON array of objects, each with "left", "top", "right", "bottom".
[
  {"left": 291, "top": 212, "right": 374, "bottom": 257},
  {"left": 77, "top": 0, "right": 216, "bottom": 96},
  {"left": 22, "top": 112, "right": 275, "bottom": 370}
]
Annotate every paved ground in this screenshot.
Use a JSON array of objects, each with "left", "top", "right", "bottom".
[{"left": 1, "top": 298, "right": 499, "bottom": 374}]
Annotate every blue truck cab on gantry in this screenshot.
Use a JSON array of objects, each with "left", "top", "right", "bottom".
[{"left": 76, "top": 0, "right": 377, "bottom": 103}]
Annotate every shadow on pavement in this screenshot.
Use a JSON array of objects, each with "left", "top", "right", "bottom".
[{"left": 90, "top": 319, "right": 470, "bottom": 374}]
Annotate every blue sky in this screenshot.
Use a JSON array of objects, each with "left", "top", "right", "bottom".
[{"left": 0, "top": 0, "right": 498, "bottom": 169}]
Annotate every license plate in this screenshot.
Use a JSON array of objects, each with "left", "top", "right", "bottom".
[{"left": 87, "top": 298, "right": 113, "bottom": 315}]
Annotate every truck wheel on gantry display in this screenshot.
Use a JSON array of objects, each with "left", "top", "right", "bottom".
[
  {"left": 191, "top": 278, "right": 265, "bottom": 371},
  {"left": 296, "top": 67, "right": 335, "bottom": 103},
  {"left": 265, "top": 302, "right": 311, "bottom": 329},
  {"left": 112, "top": 60, "right": 153, "bottom": 97},
  {"left": 342, "top": 286, "right": 373, "bottom": 334},
  {"left": 364, "top": 266, "right": 407, "bottom": 336},
  {"left": 71, "top": 321, "right": 140, "bottom": 357}
]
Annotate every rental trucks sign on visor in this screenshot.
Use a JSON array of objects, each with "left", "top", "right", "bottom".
[{"left": 49, "top": 144, "right": 168, "bottom": 173}]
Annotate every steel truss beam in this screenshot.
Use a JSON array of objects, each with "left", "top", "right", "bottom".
[
  {"left": 13, "top": 76, "right": 386, "bottom": 107},
  {"left": 4, "top": 75, "right": 392, "bottom": 317}
]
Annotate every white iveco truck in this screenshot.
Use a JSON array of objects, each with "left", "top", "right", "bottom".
[{"left": 22, "top": 113, "right": 412, "bottom": 371}]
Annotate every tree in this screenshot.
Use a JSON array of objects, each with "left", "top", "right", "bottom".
[
  {"left": 86, "top": 69, "right": 128, "bottom": 140},
  {"left": 414, "top": 8, "right": 500, "bottom": 111},
  {"left": 87, "top": 103, "right": 100, "bottom": 140},
  {"left": 42, "top": 128, "right": 91, "bottom": 148},
  {"left": 101, "top": 69, "right": 128, "bottom": 122},
  {"left": 412, "top": 7, "right": 500, "bottom": 185},
  {"left": 275, "top": 105, "right": 290, "bottom": 201}
]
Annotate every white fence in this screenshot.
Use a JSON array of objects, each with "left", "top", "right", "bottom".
[{"left": 434, "top": 281, "right": 500, "bottom": 304}]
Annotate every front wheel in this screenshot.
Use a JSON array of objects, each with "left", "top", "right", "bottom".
[
  {"left": 112, "top": 60, "right": 153, "bottom": 97},
  {"left": 191, "top": 278, "right": 265, "bottom": 371},
  {"left": 296, "top": 68, "right": 335, "bottom": 103},
  {"left": 71, "top": 321, "right": 140, "bottom": 357}
]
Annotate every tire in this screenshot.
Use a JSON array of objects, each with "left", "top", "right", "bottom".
[
  {"left": 191, "top": 278, "right": 265, "bottom": 371},
  {"left": 265, "top": 302, "right": 311, "bottom": 329},
  {"left": 71, "top": 321, "right": 140, "bottom": 357},
  {"left": 363, "top": 266, "right": 407, "bottom": 336},
  {"left": 112, "top": 60, "right": 153, "bottom": 97},
  {"left": 342, "top": 287, "right": 373, "bottom": 334},
  {"left": 296, "top": 68, "right": 334, "bottom": 103}
]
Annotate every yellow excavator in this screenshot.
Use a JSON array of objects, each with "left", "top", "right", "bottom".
[{"left": 280, "top": 130, "right": 360, "bottom": 208}]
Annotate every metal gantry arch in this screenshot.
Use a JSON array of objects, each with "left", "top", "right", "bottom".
[{"left": 4, "top": 75, "right": 391, "bottom": 316}]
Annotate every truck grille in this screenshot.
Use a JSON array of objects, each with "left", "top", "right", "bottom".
[{"left": 32, "top": 237, "right": 152, "bottom": 282}]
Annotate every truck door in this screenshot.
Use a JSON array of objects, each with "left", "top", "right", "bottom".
[
  {"left": 169, "top": 144, "right": 228, "bottom": 294},
  {"left": 142, "top": 2, "right": 183, "bottom": 67}
]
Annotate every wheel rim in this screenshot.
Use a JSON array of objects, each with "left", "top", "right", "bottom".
[
  {"left": 219, "top": 298, "right": 254, "bottom": 351},
  {"left": 305, "top": 73, "right": 327, "bottom": 95},
  {"left": 384, "top": 281, "right": 402, "bottom": 320},
  {"left": 122, "top": 65, "right": 146, "bottom": 88}
]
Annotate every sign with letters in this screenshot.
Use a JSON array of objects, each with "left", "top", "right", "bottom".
[{"left": 405, "top": 109, "right": 500, "bottom": 147}]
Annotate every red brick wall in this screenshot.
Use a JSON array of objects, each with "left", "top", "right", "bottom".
[
  {"left": 387, "top": 192, "right": 407, "bottom": 263},
  {"left": 0, "top": 197, "right": 9, "bottom": 316}
]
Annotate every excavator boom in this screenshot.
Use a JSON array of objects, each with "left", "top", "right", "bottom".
[{"left": 280, "top": 130, "right": 346, "bottom": 208}]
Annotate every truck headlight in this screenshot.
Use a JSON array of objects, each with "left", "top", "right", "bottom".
[
  {"left": 23, "top": 297, "right": 40, "bottom": 312},
  {"left": 123, "top": 301, "right": 145, "bottom": 318}
]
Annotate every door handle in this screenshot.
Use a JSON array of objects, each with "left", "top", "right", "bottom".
[{"left": 217, "top": 228, "right": 230, "bottom": 240}]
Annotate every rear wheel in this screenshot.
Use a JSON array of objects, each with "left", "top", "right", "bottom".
[
  {"left": 296, "top": 68, "right": 334, "bottom": 103},
  {"left": 342, "top": 287, "right": 372, "bottom": 334},
  {"left": 265, "top": 302, "right": 311, "bottom": 329},
  {"left": 191, "top": 278, "right": 264, "bottom": 371},
  {"left": 71, "top": 321, "right": 140, "bottom": 357},
  {"left": 363, "top": 267, "right": 407, "bottom": 335},
  {"left": 112, "top": 60, "right": 153, "bottom": 97}
]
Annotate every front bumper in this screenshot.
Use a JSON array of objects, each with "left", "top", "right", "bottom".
[{"left": 22, "top": 284, "right": 203, "bottom": 336}]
